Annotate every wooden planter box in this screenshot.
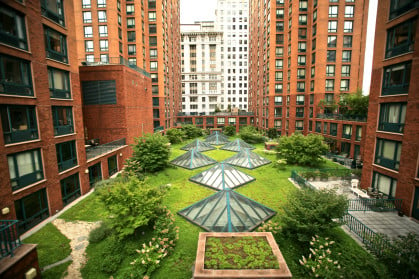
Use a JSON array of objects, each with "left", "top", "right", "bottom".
[{"left": 193, "top": 232, "right": 292, "bottom": 279}]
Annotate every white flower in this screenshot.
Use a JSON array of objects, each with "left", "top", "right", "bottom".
[{"left": 141, "top": 260, "right": 145, "bottom": 265}]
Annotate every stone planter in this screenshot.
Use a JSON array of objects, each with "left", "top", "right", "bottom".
[{"left": 193, "top": 232, "right": 292, "bottom": 279}]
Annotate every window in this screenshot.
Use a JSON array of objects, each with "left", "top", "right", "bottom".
[
  {"left": 342, "top": 50, "right": 352, "bottom": 62},
  {"left": 274, "top": 96, "right": 283, "bottom": 105},
  {"left": 299, "top": 15, "right": 307, "bottom": 25},
  {"left": 99, "top": 40, "right": 108, "bottom": 51},
  {"left": 325, "top": 93, "right": 334, "bottom": 103},
  {"left": 341, "top": 65, "right": 351, "bottom": 77},
  {"left": 149, "top": 24, "right": 156, "bottom": 34},
  {"left": 275, "top": 47, "right": 283, "bottom": 57},
  {"left": 323, "top": 122, "right": 328, "bottom": 134},
  {"left": 98, "top": 11, "right": 107, "bottom": 22},
  {"left": 127, "top": 58, "right": 136, "bottom": 66},
  {"left": 276, "top": 8, "right": 284, "bottom": 19},
  {"left": 41, "top": 0, "right": 65, "bottom": 26},
  {"left": 100, "top": 54, "right": 108, "bottom": 63},
  {"left": 298, "top": 42, "right": 306, "bottom": 52},
  {"left": 126, "top": 4, "right": 134, "bottom": 14},
  {"left": 82, "top": 0, "right": 91, "bottom": 8},
  {"left": 99, "top": 25, "right": 108, "bottom": 37},
  {"left": 127, "top": 31, "right": 136, "bottom": 42},
  {"left": 375, "top": 138, "right": 402, "bottom": 170},
  {"left": 340, "top": 79, "right": 350, "bottom": 91},
  {"left": 84, "top": 26, "right": 93, "bottom": 38},
  {"left": 325, "top": 79, "right": 334, "bottom": 91},
  {"left": 382, "top": 61, "right": 411, "bottom": 95},
  {"left": 311, "top": 67, "right": 315, "bottom": 77},
  {"left": 295, "top": 120, "right": 304, "bottom": 130},
  {"left": 89, "top": 163, "right": 102, "bottom": 186},
  {"left": 390, "top": 0, "right": 416, "bottom": 19},
  {"left": 298, "top": 28, "right": 307, "bottom": 39},
  {"left": 386, "top": 18, "right": 416, "bottom": 58},
  {"left": 328, "top": 35, "right": 337, "bottom": 47},
  {"left": 297, "top": 82, "right": 305, "bottom": 92},
  {"left": 61, "top": 173, "right": 80, "bottom": 205},
  {"left": 275, "top": 84, "right": 283, "bottom": 93},
  {"left": 275, "top": 59, "right": 283, "bottom": 69},
  {"left": 342, "top": 124, "right": 352, "bottom": 139},
  {"left": 0, "top": 55, "right": 33, "bottom": 96},
  {"left": 344, "top": 21, "right": 353, "bottom": 32},
  {"left": 97, "top": 0, "right": 106, "bottom": 8},
  {"left": 1, "top": 105, "right": 38, "bottom": 144},
  {"left": 85, "top": 54, "right": 94, "bottom": 62},
  {"left": 356, "top": 126, "right": 362, "bottom": 141},
  {"left": 150, "top": 49, "right": 157, "bottom": 59},
  {"left": 328, "top": 21, "right": 337, "bottom": 32},
  {"left": 343, "top": 35, "right": 352, "bottom": 47},
  {"left": 330, "top": 123, "right": 337, "bottom": 136},
  {"left": 326, "top": 65, "right": 335, "bottom": 76},
  {"left": 0, "top": 5, "right": 28, "bottom": 50},
  {"left": 296, "top": 95, "right": 305, "bottom": 105},
  {"left": 275, "top": 71, "right": 283, "bottom": 81},
  {"left": 296, "top": 107, "right": 304, "bottom": 118},
  {"left": 228, "top": 117, "right": 236, "bottom": 125},
  {"left": 8, "top": 149, "right": 43, "bottom": 191},
  {"left": 345, "top": 5, "right": 354, "bottom": 17},
  {"left": 297, "top": 55, "right": 306, "bottom": 65},
  {"left": 299, "top": 0, "right": 308, "bottom": 11},
  {"left": 56, "top": 140, "right": 77, "bottom": 172},
  {"left": 108, "top": 155, "right": 118, "bottom": 176},
  {"left": 128, "top": 44, "right": 136, "bottom": 55},
  {"left": 44, "top": 27, "right": 68, "bottom": 63},
  {"left": 83, "top": 11, "right": 92, "bottom": 23},
  {"left": 329, "top": 6, "right": 338, "bottom": 17},
  {"left": 85, "top": 40, "right": 93, "bottom": 52},
  {"left": 378, "top": 102, "right": 406, "bottom": 133},
  {"left": 217, "top": 118, "right": 225, "bottom": 125},
  {"left": 14, "top": 188, "right": 49, "bottom": 233},
  {"left": 48, "top": 67, "right": 70, "bottom": 99},
  {"left": 297, "top": 68, "right": 305, "bottom": 79},
  {"left": 315, "top": 121, "right": 322, "bottom": 132},
  {"left": 150, "top": 61, "right": 157, "bottom": 71},
  {"left": 327, "top": 50, "right": 336, "bottom": 62},
  {"left": 127, "top": 18, "right": 135, "bottom": 28},
  {"left": 52, "top": 106, "right": 73, "bottom": 136},
  {"left": 372, "top": 172, "right": 397, "bottom": 198}
]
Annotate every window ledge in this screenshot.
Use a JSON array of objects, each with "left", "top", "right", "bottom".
[
  {"left": 0, "top": 93, "right": 36, "bottom": 99},
  {"left": 12, "top": 179, "right": 47, "bottom": 195},
  {"left": 45, "top": 58, "right": 69, "bottom": 67},
  {"left": 41, "top": 16, "right": 67, "bottom": 31},
  {"left": 58, "top": 165, "right": 80, "bottom": 176},
  {"left": 379, "top": 94, "right": 409, "bottom": 98},
  {"left": 54, "top": 133, "right": 76, "bottom": 139},
  {"left": 50, "top": 97, "right": 74, "bottom": 101},
  {"left": 0, "top": 42, "right": 31, "bottom": 55},
  {"left": 372, "top": 164, "right": 399, "bottom": 175},
  {"left": 4, "top": 139, "right": 41, "bottom": 148},
  {"left": 376, "top": 130, "right": 404, "bottom": 136},
  {"left": 383, "top": 51, "right": 414, "bottom": 62}
]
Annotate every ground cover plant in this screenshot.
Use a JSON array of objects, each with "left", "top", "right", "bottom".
[{"left": 204, "top": 236, "right": 279, "bottom": 269}]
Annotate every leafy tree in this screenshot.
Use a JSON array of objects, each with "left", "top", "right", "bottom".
[
  {"left": 338, "top": 89, "right": 369, "bottom": 117},
  {"left": 281, "top": 188, "right": 348, "bottom": 243},
  {"left": 166, "top": 128, "right": 185, "bottom": 144},
  {"left": 266, "top": 128, "right": 278, "bottom": 139},
  {"left": 277, "top": 134, "right": 328, "bottom": 167},
  {"left": 125, "top": 133, "right": 170, "bottom": 174},
  {"left": 239, "top": 126, "right": 266, "bottom": 144},
  {"left": 96, "top": 177, "right": 167, "bottom": 239},
  {"left": 180, "top": 124, "right": 203, "bottom": 139},
  {"left": 223, "top": 126, "right": 236, "bottom": 136}
]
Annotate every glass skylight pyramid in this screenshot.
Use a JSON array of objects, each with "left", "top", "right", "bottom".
[
  {"left": 221, "top": 139, "right": 255, "bottom": 152},
  {"left": 181, "top": 139, "right": 215, "bottom": 152},
  {"left": 170, "top": 149, "right": 217, "bottom": 170},
  {"left": 223, "top": 148, "right": 271, "bottom": 169}
]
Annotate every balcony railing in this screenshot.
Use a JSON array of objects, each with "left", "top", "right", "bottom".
[
  {"left": 154, "top": 126, "right": 164, "bottom": 132},
  {"left": 177, "top": 112, "right": 254, "bottom": 116},
  {"left": 0, "top": 220, "right": 21, "bottom": 259},
  {"left": 375, "top": 157, "right": 399, "bottom": 170},
  {"left": 80, "top": 57, "right": 150, "bottom": 77},
  {"left": 54, "top": 125, "right": 74, "bottom": 136},
  {"left": 86, "top": 138, "right": 127, "bottom": 161},
  {"left": 0, "top": 82, "right": 33, "bottom": 97},
  {"left": 378, "top": 122, "right": 404, "bottom": 133},
  {"left": 316, "top": 113, "right": 367, "bottom": 122},
  {"left": 3, "top": 129, "right": 38, "bottom": 144},
  {"left": 348, "top": 198, "right": 402, "bottom": 212}
]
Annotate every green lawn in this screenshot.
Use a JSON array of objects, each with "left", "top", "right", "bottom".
[{"left": 25, "top": 138, "right": 388, "bottom": 278}]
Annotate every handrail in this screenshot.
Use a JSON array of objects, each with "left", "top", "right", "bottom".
[
  {"left": 0, "top": 220, "right": 21, "bottom": 259},
  {"left": 348, "top": 198, "right": 402, "bottom": 212}
]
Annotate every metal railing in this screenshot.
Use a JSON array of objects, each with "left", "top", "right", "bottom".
[
  {"left": 0, "top": 220, "right": 21, "bottom": 259},
  {"left": 80, "top": 57, "right": 150, "bottom": 77},
  {"left": 348, "top": 198, "right": 402, "bottom": 212},
  {"left": 316, "top": 113, "right": 367, "bottom": 122},
  {"left": 86, "top": 138, "right": 126, "bottom": 160},
  {"left": 177, "top": 111, "right": 254, "bottom": 116},
  {"left": 290, "top": 170, "right": 316, "bottom": 190}
]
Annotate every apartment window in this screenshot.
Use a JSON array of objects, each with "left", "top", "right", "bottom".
[
  {"left": 296, "top": 95, "right": 305, "bottom": 105},
  {"left": 52, "top": 106, "right": 73, "bottom": 136},
  {"left": 341, "top": 65, "right": 351, "bottom": 77},
  {"left": 311, "top": 67, "right": 315, "bottom": 77},
  {"left": 274, "top": 120, "right": 282, "bottom": 128},
  {"left": 149, "top": 24, "right": 156, "bottom": 34},
  {"left": 298, "top": 28, "right": 307, "bottom": 39},
  {"left": 340, "top": 79, "right": 350, "bottom": 91},
  {"left": 315, "top": 121, "right": 322, "bottom": 133},
  {"left": 99, "top": 40, "right": 108, "bottom": 51},
  {"left": 297, "top": 55, "right": 306, "bottom": 65},
  {"left": 83, "top": 11, "right": 92, "bottom": 23},
  {"left": 297, "top": 68, "right": 305, "bottom": 79},
  {"left": 0, "top": 5, "right": 28, "bottom": 50},
  {"left": 344, "top": 21, "right": 353, "bottom": 33},
  {"left": 44, "top": 27, "right": 68, "bottom": 63},
  {"left": 299, "top": 15, "right": 307, "bottom": 25},
  {"left": 0, "top": 55, "right": 33, "bottom": 96},
  {"left": 61, "top": 173, "right": 81, "bottom": 206},
  {"left": 98, "top": 11, "right": 107, "bottom": 22},
  {"left": 274, "top": 96, "right": 283, "bottom": 106},
  {"left": 328, "top": 35, "right": 337, "bottom": 47},
  {"left": 127, "top": 58, "right": 136, "bottom": 66},
  {"left": 275, "top": 84, "right": 283, "bottom": 93},
  {"left": 342, "top": 124, "right": 352, "bottom": 139},
  {"left": 82, "top": 0, "right": 91, "bottom": 8},
  {"left": 228, "top": 118, "right": 236, "bottom": 125},
  {"left": 298, "top": 42, "right": 306, "bottom": 52},
  {"left": 310, "top": 94, "right": 314, "bottom": 105},
  {"left": 375, "top": 138, "right": 401, "bottom": 170},
  {"left": 342, "top": 50, "right": 352, "bottom": 62},
  {"left": 300, "top": 0, "right": 308, "bottom": 11},
  {"left": 56, "top": 140, "right": 77, "bottom": 172},
  {"left": 150, "top": 61, "right": 157, "bottom": 71},
  {"left": 379, "top": 102, "right": 406, "bottom": 133},
  {"left": 85, "top": 40, "right": 93, "bottom": 52},
  {"left": 327, "top": 50, "right": 336, "bottom": 62},
  {"left": 275, "top": 71, "right": 283, "bottom": 81},
  {"left": 41, "top": 0, "right": 65, "bottom": 26},
  {"left": 343, "top": 35, "right": 352, "bottom": 47},
  {"left": 326, "top": 65, "right": 335, "bottom": 76},
  {"left": 329, "top": 6, "right": 338, "bottom": 17},
  {"left": 150, "top": 49, "right": 157, "bottom": 59},
  {"left": 84, "top": 26, "right": 93, "bottom": 37},
  {"left": 345, "top": 5, "right": 354, "bottom": 17},
  {"left": 1, "top": 105, "right": 38, "bottom": 144},
  {"left": 128, "top": 44, "right": 136, "bottom": 55},
  {"left": 276, "top": 8, "right": 284, "bottom": 19},
  {"left": 97, "top": 0, "right": 106, "bottom": 8},
  {"left": 100, "top": 54, "right": 108, "bottom": 63},
  {"left": 276, "top": 22, "right": 284, "bottom": 32},
  {"left": 276, "top": 47, "right": 283, "bottom": 56},
  {"left": 325, "top": 79, "right": 335, "bottom": 91},
  {"left": 127, "top": 31, "right": 136, "bottom": 42},
  {"left": 126, "top": 4, "right": 134, "bottom": 15},
  {"left": 295, "top": 120, "right": 304, "bottom": 130},
  {"left": 48, "top": 67, "right": 70, "bottom": 99},
  {"left": 382, "top": 61, "right": 411, "bottom": 95},
  {"left": 329, "top": 123, "right": 337, "bottom": 136},
  {"left": 390, "top": 0, "right": 417, "bottom": 19},
  {"left": 8, "top": 149, "right": 43, "bottom": 191},
  {"left": 85, "top": 54, "right": 94, "bottom": 63},
  {"left": 217, "top": 118, "right": 225, "bottom": 125},
  {"left": 148, "top": 11, "right": 156, "bottom": 21},
  {"left": 328, "top": 21, "right": 337, "bottom": 32},
  {"left": 355, "top": 126, "right": 362, "bottom": 141},
  {"left": 108, "top": 155, "right": 118, "bottom": 176},
  {"left": 386, "top": 19, "right": 416, "bottom": 58},
  {"left": 296, "top": 107, "right": 305, "bottom": 118},
  {"left": 275, "top": 59, "right": 283, "bottom": 69},
  {"left": 99, "top": 25, "right": 108, "bottom": 37},
  {"left": 372, "top": 172, "right": 397, "bottom": 198},
  {"left": 127, "top": 18, "right": 135, "bottom": 28},
  {"left": 297, "top": 82, "right": 305, "bottom": 92}
]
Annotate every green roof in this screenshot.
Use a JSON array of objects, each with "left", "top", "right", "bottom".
[
  {"left": 221, "top": 139, "right": 255, "bottom": 152},
  {"left": 181, "top": 139, "right": 215, "bottom": 152},
  {"left": 170, "top": 149, "right": 217, "bottom": 170},
  {"left": 223, "top": 149, "right": 271, "bottom": 169}
]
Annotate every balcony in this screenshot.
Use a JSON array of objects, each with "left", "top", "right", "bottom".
[
  {"left": 81, "top": 57, "right": 150, "bottom": 77},
  {"left": 316, "top": 113, "right": 367, "bottom": 122},
  {"left": 0, "top": 220, "right": 21, "bottom": 259},
  {"left": 378, "top": 122, "right": 404, "bottom": 133},
  {"left": 86, "top": 138, "right": 127, "bottom": 161}
]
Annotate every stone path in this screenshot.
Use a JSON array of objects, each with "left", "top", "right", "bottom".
[{"left": 52, "top": 219, "right": 101, "bottom": 279}]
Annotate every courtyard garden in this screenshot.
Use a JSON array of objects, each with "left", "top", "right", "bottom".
[{"left": 24, "top": 128, "right": 393, "bottom": 279}]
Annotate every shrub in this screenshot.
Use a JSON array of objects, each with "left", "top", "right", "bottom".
[
  {"left": 97, "top": 177, "right": 167, "bottom": 239},
  {"left": 277, "top": 134, "right": 328, "bottom": 167},
  {"left": 165, "top": 128, "right": 185, "bottom": 144},
  {"left": 274, "top": 159, "right": 287, "bottom": 171},
  {"left": 180, "top": 124, "right": 203, "bottom": 139},
  {"left": 239, "top": 126, "right": 266, "bottom": 144},
  {"left": 125, "top": 133, "right": 170, "bottom": 174},
  {"left": 89, "top": 222, "right": 111, "bottom": 243},
  {"left": 100, "top": 237, "right": 124, "bottom": 274},
  {"left": 223, "top": 126, "right": 236, "bottom": 136},
  {"left": 281, "top": 188, "right": 348, "bottom": 243},
  {"left": 266, "top": 128, "right": 278, "bottom": 139}
]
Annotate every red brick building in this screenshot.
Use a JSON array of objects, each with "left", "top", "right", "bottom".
[
  {"left": 361, "top": 0, "right": 418, "bottom": 218},
  {"left": 176, "top": 113, "right": 255, "bottom": 133}
]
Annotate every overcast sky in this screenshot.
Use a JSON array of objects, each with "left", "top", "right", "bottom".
[{"left": 181, "top": 0, "right": 217, "bottom": 24}]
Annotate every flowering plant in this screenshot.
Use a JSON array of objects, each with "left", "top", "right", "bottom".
[{"left": 256, "top": 220, "right": 281, "bottom": 235}]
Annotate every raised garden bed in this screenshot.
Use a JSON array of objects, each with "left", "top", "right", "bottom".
[{"left": 194, "top": 232, "right": 292, "bottom": 279}]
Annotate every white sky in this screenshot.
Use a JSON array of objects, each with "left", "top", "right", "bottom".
[{"left": 180, "top": 0, "right": 217, "bottom": 24}]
